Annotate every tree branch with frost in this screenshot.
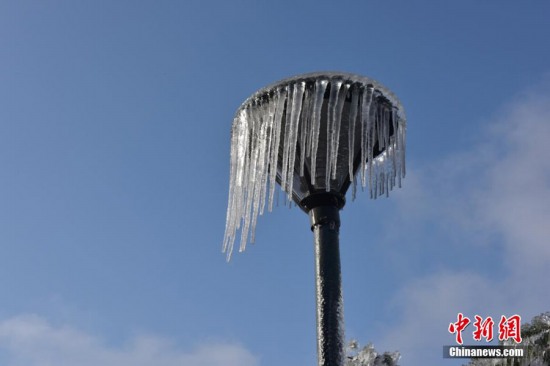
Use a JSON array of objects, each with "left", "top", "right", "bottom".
[{"left": 346, "top": 340, "right": 400, "bottom": 366}]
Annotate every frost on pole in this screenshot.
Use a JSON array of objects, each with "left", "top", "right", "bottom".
[{"left": 223, "top": 72, "right": 406, "bottom": 259}]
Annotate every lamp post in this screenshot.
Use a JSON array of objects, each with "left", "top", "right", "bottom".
[{"left": 223, "top": 72, "right": 406, "bottom": 366}]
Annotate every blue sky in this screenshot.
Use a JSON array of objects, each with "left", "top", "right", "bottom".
[{"left": 1, "top": 1, "right": 549, "bottom": 365}]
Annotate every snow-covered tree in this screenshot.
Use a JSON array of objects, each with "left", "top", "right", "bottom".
[
  {"left": 345, "top": 340, "right": 400, "bottom": 366},
  {"left": 464, "top": 312, "right": 550, "bottom": 366}
]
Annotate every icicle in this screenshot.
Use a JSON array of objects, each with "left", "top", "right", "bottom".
[
  {"left": 360, "top": 85, "right": 374, "bottom": 188},
  {"left": 250, "top": 107, "right": 270, "bottom": 242},
  {"left": 299, "top": 86, "right": 312, "bottom": 177},
  {"left": 331, "top": 83, "right": 349, "bottom": 180},
  {"left": 280, "top": 87, "right": 293, "bottom": 193},
  {"left": 326, "top": 80, "right": 342, "bottom": 192},
  {"left": 368, "top": 94, "right": 379, "bottom": 198},
  {"left": 268, "top": 87, "right": 287, "bottom": 212},
  {"left": 398, "top": 111, "right": 406, "bottom": 179},
  {"left": 222, "top": 114, "right": 242, "bottom": 257},
  {"left": 309, "top": 79, "right": 328, "bottom": 185},
  {"left": 259, "top": 100, "right": 276, "bottom": 215},
  {"left": 390, "top": 108, "right": 398, "bottom": 190},
  {"left": 239, "top": 105, "right": 259, "bottom": 251},
  {"left": 351, "top": 173, "right": 357, "bottom": 201},
  {"left": 285, "top": 81, "right": 305, "bottom": 200},
  {"left": 348, "top": 85, "right": 359, "bottom": 182},
  {"left": 223, "top": 108, "right": 250, "bottom": 259}
]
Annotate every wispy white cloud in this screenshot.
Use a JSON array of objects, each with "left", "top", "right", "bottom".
[
  {"left": 476, "top": 88, "right": 550, "bottom": 271},
  {"left": 0, "top": 314, "right": 258, "bottom": 366},
  {"left": 377, "top": 78, "right": 550, "bottom": 365}
]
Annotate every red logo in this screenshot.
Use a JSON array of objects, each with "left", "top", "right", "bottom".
[
  {"left": 473, "top": 315, "right": 494, "bottom": 342},
  {"left": 449, "top": 313, "right": 522, "bottom": 344},
  {"left": 498, "top": 314, "right": 522, "bottom": 343},
  {"left": 448, "top": 313, "right": 470, "bottom": 345}
]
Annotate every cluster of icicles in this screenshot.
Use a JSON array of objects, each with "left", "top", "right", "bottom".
[{"left": 223, "top": 73, "right": 406, "bottom": 260}]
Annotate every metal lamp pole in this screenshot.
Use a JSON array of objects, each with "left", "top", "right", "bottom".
[
  {"left": 303, "top": 193, "right": 346, "bottom": 366},
  {"left": 223, "top": 72, "right": 406, "bottom": 366}
]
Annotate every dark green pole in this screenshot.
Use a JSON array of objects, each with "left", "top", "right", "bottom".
[{"left": 306, "top": 195, "right": 345, "bottom": 366}]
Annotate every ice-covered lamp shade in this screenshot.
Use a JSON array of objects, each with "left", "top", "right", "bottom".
[{"left": 223, "top": 72, "right": 406, "bottom": 257}]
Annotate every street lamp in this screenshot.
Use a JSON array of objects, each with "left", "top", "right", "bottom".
[{"left": 223, "top": 72, "right": 406, "bottom": 366}]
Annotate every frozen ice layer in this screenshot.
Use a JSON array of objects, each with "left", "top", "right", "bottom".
[{"left": 223, "top": 72, "right": 407, "bottom": 259}]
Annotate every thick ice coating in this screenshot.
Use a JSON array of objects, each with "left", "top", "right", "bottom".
[{"left": 223, "top": 72, "right": 406, "bottom": 259}]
